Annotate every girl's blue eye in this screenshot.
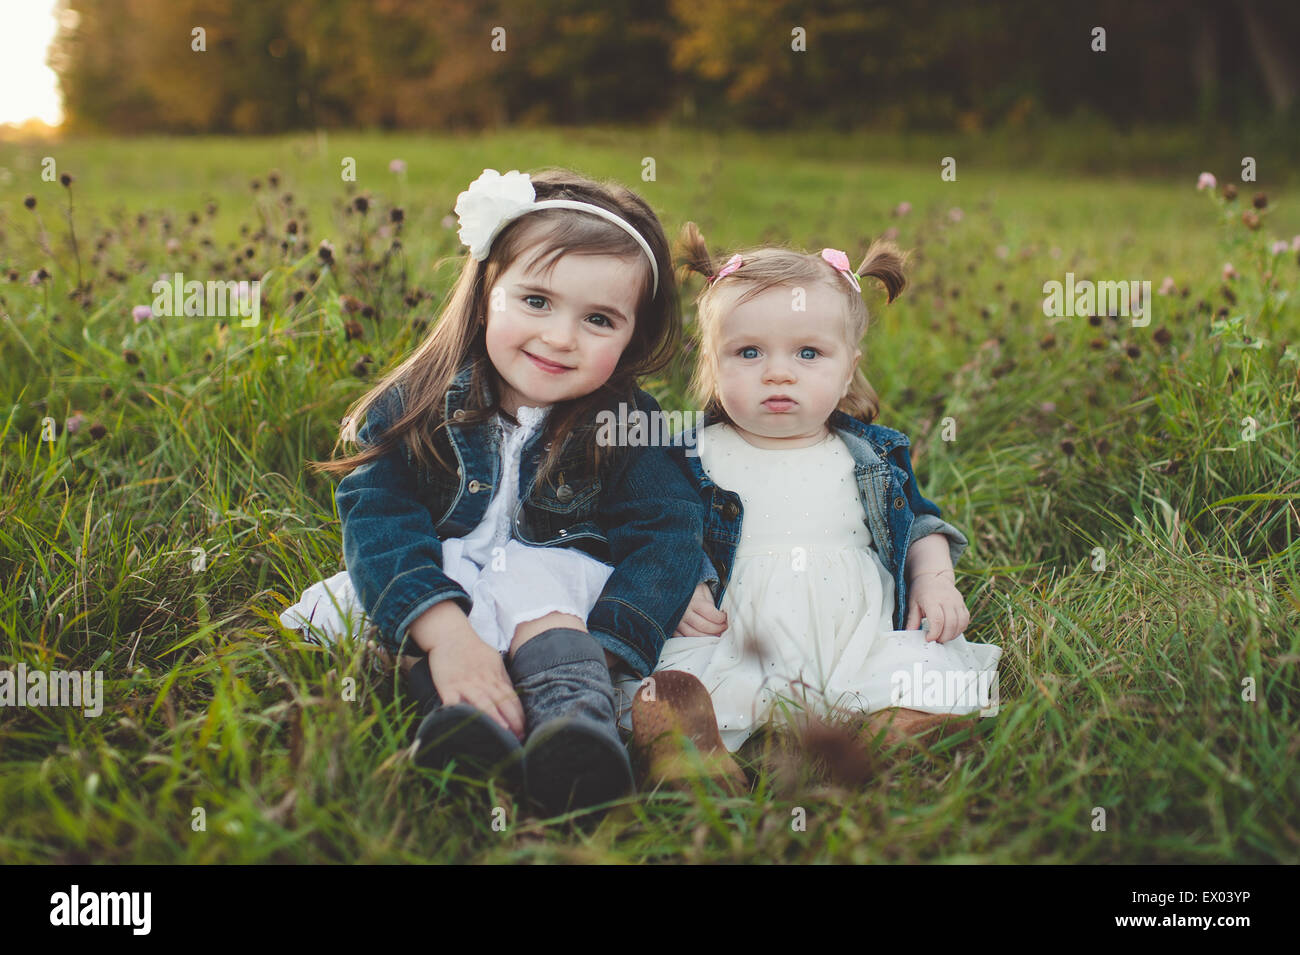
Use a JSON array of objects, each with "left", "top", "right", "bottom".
[
  {"left": 524, "top": 295, "right": 547, "bottom": 309},
  {"left": 586, "top": 313, "right": 612, "bottom": 328},
  {"left": 798, "top": 347, "right": 819, "bottom": 360},
  {"left": 739, "top": 346, "right": 759, "bottom": 359}
]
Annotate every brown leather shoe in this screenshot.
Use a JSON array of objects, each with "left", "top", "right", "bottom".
[{"left": 631, "top": 670, "right": 747, "bottom": 795}]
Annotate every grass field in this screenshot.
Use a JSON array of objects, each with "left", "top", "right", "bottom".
[{"left": 1, "top": 127, "right": 1297, "bottom": 863}]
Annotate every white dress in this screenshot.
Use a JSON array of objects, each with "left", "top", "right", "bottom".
[
  {"left": 654, "top": 423, "right": 1002, "bottom": 752},
  {"left": 279, "top": 404, "right": 614, "bottom": 653}
]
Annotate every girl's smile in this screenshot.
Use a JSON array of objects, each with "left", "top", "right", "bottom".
[{"left": 524, "top": 350, "right": 575, "bottom": 373}]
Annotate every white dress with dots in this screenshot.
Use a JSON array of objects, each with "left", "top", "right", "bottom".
[
  {"left": 279, "top": 404, "right": 614, "bottom": 653},
  {"left": 654, "top": 422, "right": 1002, "bottom": 752}
]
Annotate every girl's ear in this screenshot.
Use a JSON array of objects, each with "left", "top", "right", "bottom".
[{"left": 845, "top": 349, "right": 862, "bottom": 396}]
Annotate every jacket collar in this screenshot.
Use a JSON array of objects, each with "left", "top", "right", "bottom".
[{"left": 444, "top": 357, "right": 493, "bottom": 419}]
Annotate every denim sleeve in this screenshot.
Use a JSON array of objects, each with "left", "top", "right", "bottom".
[
  {"left": 335, "top": 385, "right": 471, "bottom": 654},
  {"left": 699, "top": 552, "right": 720, "bottom": 598},
  {"left": 895, "top": 445, "right": 969, "bottom": 568},
  {"left": 587, "top": 393, "right": 706, "bottom": 679}
]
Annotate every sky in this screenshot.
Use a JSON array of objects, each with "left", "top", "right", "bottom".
[{"left": 0, "top": 0, "right": 65, "bottom": 125}]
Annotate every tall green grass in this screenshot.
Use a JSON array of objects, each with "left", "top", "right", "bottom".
[{"left": 0, "top": 128, "right": 1296, "bottom": 862}]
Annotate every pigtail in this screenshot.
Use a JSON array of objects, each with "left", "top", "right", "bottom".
[
  {"left": 676, "top": 221, "right": 715, "bottom": 281},
  {"left": 856, "top": 239, "right": 908, "bottom": 303}
]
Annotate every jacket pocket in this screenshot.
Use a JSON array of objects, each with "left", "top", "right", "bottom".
[
  {"left": 528, "top": 473, "right": 601, "bottom": 514},
  {"left": 520, "top": 470, "right": 605, "bottom": 544}
]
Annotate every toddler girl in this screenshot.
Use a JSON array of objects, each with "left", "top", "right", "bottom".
[
  {"left": 656, "top": 224, "right": 1002, "bottom": 752},
  {"left": 282, "top": 168, "right": 704, "bottom": 815}
]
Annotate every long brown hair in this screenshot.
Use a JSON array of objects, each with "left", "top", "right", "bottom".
[
  {"left": 310, "top": 168, "right": 680, "bottom": 487},
  {"left": 676, "top": 222, "right": 906, "bottom": 426}
]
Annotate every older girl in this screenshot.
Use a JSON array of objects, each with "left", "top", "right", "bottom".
[{"left": 285, "top": 169, "right": 703, "bottom": 815}]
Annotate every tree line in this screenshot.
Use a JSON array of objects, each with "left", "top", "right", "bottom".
[{"left": 51, "top": 0, "right": 1300, "bottom": 134}]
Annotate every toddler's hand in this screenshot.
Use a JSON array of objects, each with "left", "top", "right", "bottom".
[
  {"left": 673, "top": 583, "right": 728, "bottom": 637},
  {"left": 905, "top": 570, "right": 970, "bottom": 644},
  {"left": 425, "top": 623, "right": 526, "bottom": 741}
]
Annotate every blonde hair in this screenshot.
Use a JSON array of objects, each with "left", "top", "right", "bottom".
[
  {"left": 676, "top": 222, "right": 907, "bottom": 426},
  {"left": 311, "top": 168, "right": 680, "bottom": 487}
]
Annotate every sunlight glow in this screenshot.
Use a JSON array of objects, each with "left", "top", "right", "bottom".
[{"left": 0, "top": 0, "right": 65, "bottom": 125}]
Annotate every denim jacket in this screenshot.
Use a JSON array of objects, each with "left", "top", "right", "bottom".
[
  {"left": 335, "top": 360, "right": 705, "bottom": 677},
  {"left": 670, "top": 410, "right": 969, "bottom": 631}
]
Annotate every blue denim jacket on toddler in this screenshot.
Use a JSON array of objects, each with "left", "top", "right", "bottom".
[
  {"left": 669, "top": 408, "right": 968, "bottom": 630},
  {"left": 335, "top": 358, "right": 706, "bottom": 678}
]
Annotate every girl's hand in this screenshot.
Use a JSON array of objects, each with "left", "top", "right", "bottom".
[
  {"left": 905, "top": 570, "right": 970, "bottom": 644},
  {"left": 673, "top": 583, "right": 728, "bottom": 637},
  {"left": 425, "top": 622, "right": 527, "bottom": 741}
]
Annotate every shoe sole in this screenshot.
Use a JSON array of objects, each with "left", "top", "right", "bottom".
[
  {"left": 523, "top": 717, "right": 633, "bottom": 817},
  {"left": 414, "top": 704, "right": 524, "bottom": 790}
]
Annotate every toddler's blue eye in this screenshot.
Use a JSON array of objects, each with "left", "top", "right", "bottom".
[
  {"left": 739, "top": 346, "right": 759, "bottom": 359},
  {"left": 798, "top": 347, "right": 819, "bottom": 360},
  {"left": 587, "top": 313, "right": 612, "bottom": 328},
  {"left": 524, "top": 295, "right": 547, "bottom": 309}
]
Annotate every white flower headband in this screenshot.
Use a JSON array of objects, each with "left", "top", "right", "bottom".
[{"left": 453, "top": 168, "right": 660, "bottom": 296}]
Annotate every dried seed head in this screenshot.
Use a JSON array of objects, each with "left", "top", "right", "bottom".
[{"left": 799, "top": 718, "right": 873, "bottom": 787}]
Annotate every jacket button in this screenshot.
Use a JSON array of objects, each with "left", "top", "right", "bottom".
[
  {"left": 893, "top": 496, "right": 905, "bottom": 509},
  {"left": 555, "top": 484, "right": 574, "bottom": 503},
  {"left": 723, "top": 502, "right": 740, "bottom": 519},
  {"left": 468, "top": 480, "right": 481, "bottom": 493},
  {"left": 452, "top": 409, "right": 467, "bottom": 421}
]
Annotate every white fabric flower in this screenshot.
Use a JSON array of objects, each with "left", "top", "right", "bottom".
[{"left": 454, "top": 169, "right": 536, "bottom": 260}]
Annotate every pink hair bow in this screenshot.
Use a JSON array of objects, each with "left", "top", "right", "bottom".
[
  {"left": 821, "top": 248, "right": 862, "bottom": 292},
  {"left": 709, "top": 253, "right": 744, "bottom": 284}
]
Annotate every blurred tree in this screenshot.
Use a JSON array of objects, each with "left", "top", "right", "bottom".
[{"left": 48, "top": 0, "right": 1299, "bottom": 134}]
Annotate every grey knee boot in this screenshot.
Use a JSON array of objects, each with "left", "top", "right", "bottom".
[
  {"left": 507, "top": 628, "right": 633, "bottom": 816},
  {"left": 408, "top": 650, "right": 524, "bottom": 790}
]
